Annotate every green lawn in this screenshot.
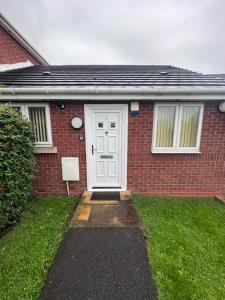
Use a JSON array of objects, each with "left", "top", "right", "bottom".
[
  {"left": 134, "top": 196, "right": 225, "bottom": 300},
  {"left": 0, "top": 196, "right": 79, "bottom": 300}
]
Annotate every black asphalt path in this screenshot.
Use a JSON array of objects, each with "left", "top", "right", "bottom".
[{"left": 40, "top": 227, "right": 157, "bottom": 300}]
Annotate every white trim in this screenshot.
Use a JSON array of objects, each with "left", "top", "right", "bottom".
[
  {"left": 0, "top": 86, "right": 225, "bottom": 101},
  {"left": 85, "top": 104, "right": 128, "bottom": 191},
  {"left": 152, "top": 102, "right": 204, "bottom": 154},
  {"left": 88, "top": 188, "right": 127, "bottom": 192},
  {"left": 34, "top": 146, "right": 57, "bottom": 154},
  {"left": 151, "top": 150, "right": 201, "bottom": 154},
  {"left": 0, "top": 60, "right": 33, "bottom": 72},
  {"left": 11, "top": 102, "right": 52, "bottom": 147}
]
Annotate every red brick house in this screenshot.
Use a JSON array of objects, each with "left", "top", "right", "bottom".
[
  {"left": 1, "top": 65, "right": 225, "bottom": 197},
  {"left": 0, "top": 13, "right": 47, "bottom": 70}
]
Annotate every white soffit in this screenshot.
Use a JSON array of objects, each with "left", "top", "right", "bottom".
[{"left": 0, "top": 60, "right": 33, "bottom": 72}]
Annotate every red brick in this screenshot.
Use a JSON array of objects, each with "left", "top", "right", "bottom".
[{"left": 0, "top": 26, "right": 40, "bottom": 65}]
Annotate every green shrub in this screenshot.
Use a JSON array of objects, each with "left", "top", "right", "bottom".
[{"left": 0, "top": 104, "right": 35, "bottom": 231}]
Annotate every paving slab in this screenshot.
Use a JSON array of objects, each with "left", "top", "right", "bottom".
[
  {"left": 88, "top": 204, "right": 139, "bottom": 227},
  {"left": 40, "top": 227, "right": 157, "bottom": 300},
  {"left": 70, "top": 200, "right": 138, "bottom": 228},
  {"left": 69, "top": 204, "right": 92, "bottom": 228}
]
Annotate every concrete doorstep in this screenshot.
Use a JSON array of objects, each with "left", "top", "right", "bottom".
[{"left": 69, "top": 191, "right": 140, "bottom": 228}]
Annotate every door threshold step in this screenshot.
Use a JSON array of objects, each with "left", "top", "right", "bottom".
[
  {"left": 80, "top": 191, "right": 132, "bottom": 205},
  {"left": 91, "top": 192, "right": 120, "bottom": 201}
]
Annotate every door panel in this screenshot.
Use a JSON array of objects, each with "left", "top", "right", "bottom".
[
  {"left": 108, "top": 160, "right": 117, "bottom": 177},
  {"left": 96, "top": 136, "right": 104, "bottom": 152},
  {"left": 108, "top": 136, "right": 117, "bottom": 152},
  {"left": 96, "top": 160, "right": 105, "bottom": 177}
]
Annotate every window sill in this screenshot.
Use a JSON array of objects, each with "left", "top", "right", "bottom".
[
  {"left": 152, "top": 149, "right": 201, "bottom": 154},
  {"left": 34, "top": 146, "right": 58, "bottom": 154}
]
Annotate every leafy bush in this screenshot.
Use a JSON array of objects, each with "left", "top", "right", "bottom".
[{"left": 0, "top": 104, "right": 35, "bottom": 231}]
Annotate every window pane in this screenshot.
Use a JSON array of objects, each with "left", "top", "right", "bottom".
[
  {"left": 156, "top": 106, "right": 175, "bottom": 147},
  {"left": 97, "top": 122, "right": 104, "bottom": 128},
  {"left": 110, "top": 122, "right": 116, "bottom": 128},
  {"left": 179, "top": 106, "right": 200, "bottom": 147},
  {"left": 28, "top": 107, "right": 48, "bottom": 142}
]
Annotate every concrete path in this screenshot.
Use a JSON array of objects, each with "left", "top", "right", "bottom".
[
  {"left": 69, "top": 191, "right": 139, "bottom": 228},
  {"left": 40, "top": 192, "right": 157, "bottom": 300}
]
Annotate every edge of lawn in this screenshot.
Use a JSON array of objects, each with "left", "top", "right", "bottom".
[
  {"left": 0, "top": 195, "right": 79, "bottom": 300},
  {"left": 133, "top": 195, "right": 225, "bottom": 300}
]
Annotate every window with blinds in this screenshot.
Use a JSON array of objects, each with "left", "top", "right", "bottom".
[
  {"left": 156, "top": 106, "right": 176, "bottom": 147},
  {"left": 179, "top": 106, "right": 201, "bottom": 147},
  {"left": 153, "top": 103, "right": 204, "bottom": 153},
  {"left": 28, "top": 107, "right": 48, "bottom": 143},
  {"left": 11, "top": 103, "right": 52, "bottom": 146}
]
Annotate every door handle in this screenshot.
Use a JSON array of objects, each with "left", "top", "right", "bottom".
[{"left": 92, "top": 145, "right": 94, "bottom": 155}]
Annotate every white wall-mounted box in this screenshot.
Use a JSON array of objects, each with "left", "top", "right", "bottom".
[{"left": 61, "top": 157, "right": 79, "bottom": 181}]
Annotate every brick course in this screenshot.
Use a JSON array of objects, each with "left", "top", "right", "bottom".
[
  {"left": 33, "top": 102, "right": 225, "bottom": 197},
  {"left": 0, "top": 26, "right": 40, "bottom": 65}
]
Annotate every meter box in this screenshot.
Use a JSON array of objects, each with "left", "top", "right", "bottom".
[{"left": 61, "top": 157, "right": 79, "bottom": 181}]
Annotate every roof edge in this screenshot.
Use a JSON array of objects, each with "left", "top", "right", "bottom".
[
  {"left": 0, "top": 13, "right": 48, "bottom": 65},
  {"left": 1, "top": 86, "right": 225, "bottom": 101}
]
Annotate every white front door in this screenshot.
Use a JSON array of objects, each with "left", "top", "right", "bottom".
[{"left": 85, "top": 104, "right": 128, "bottom": 190}]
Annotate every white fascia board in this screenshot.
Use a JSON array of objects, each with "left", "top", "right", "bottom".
[
  {"left": 0, "top": 86, "right": 225, "bottom": 101},
  {"left": 0, "top": 60, "right": 33, "bottom": 72}
]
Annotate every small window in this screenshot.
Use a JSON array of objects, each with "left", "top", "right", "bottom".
[
  {"left": 28, "top": 107, "right": 48, "bottom": 143},
  {"left": 152, "top": 103, "right": 204, "bottom": 153},
  {"left": 110, "top": 122, "right": 116, "bottom": 129},
  {"left": 97, "top": 122, "right": 104, "bottom": 129},
  {"left": 11, "top": 103, "right": 52, "bottom": 147}
]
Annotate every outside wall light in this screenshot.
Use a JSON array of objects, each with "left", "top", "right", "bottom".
[
  {"left": 56, "top": 102, "right": 66, "bottom": 111},
  {"left": 219, "top": 102, "right": 225, "bottom": 112},
  {"left": 130, "top": 101, "right": 140, "bottom": 116}
]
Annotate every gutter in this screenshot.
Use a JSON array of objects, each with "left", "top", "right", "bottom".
[{"left": 0, "top": 86, "right": 225, "bottom": 101}]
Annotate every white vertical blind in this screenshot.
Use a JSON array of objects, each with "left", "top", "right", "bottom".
[
  {"left": 28, "top": 107, "right": 48, "bottom": 142},
  {"left": 156, "top": 106, "right": 175, "bottom": 147},
  {"left": 179, "top": 106, "right": 200, "bottom": 147}
]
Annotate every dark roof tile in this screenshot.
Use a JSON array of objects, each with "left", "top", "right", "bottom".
[{"left": 0, "top": 65, "right": 225, "bottom": 87}]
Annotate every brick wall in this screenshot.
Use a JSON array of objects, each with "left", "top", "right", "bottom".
[
  {"left": 33, "top": 104, "right": 87, "bottom": 196},
  {"left": 127, "top": 102, "right": 225, "bottom": 196},
  {"left": 0, "top": 26, "right": 40, "bottom": 65},
  {"left": 33, "top": 101, "right": 225, "bottom": 197}
]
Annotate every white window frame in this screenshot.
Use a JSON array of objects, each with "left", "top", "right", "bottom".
[
  {"left": 11, "top": 102, "right": 52, "bottom": 147},
  {"left": 152, "top": 102, "right": 204, "bottom": 154}
]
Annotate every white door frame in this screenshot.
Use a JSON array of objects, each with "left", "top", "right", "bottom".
[{"left": 84, "top": 104, "right": 128, "bottom": 191}]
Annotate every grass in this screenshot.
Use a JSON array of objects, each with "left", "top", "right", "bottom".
[
  {"left": 134, "top": 196, "right": 225, "bottom": 300},
  {"left": 0, "top": 196, "right": 79, "bottom": 300}
]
